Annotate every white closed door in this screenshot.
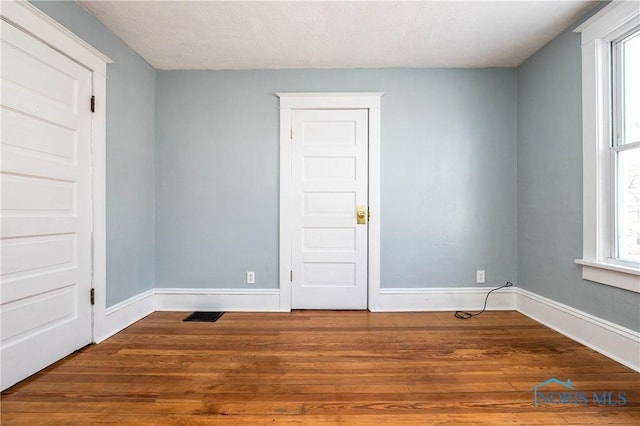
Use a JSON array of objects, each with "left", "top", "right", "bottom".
[
  {"left": 291, "top": 109, "right": 369, "bottom": 309},
  {"left": 1, "top": 22, "right": 93, "bottom": 390}
]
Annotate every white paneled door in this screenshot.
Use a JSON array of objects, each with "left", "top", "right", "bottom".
[
  {"left": 291, "top": 109, "right": 369, "bottom": 309},
  {"left": 1, "top": 22, "right": 93, "bottom": 389}
]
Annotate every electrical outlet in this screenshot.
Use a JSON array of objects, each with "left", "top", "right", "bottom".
[
  {"left": 476, "top": 270, "right": 485, "bottom": 284},
  {"left": 246, "top": 271, "right": 255, "bottom": 284}
]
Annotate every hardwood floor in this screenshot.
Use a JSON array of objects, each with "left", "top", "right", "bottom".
[{"left": 2, "top": 311, "right": 639, "bottom": 425}]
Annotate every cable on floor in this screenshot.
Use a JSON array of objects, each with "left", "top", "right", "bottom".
[{"left": 454, "top": 281, "right": 514, "bottom": 319}]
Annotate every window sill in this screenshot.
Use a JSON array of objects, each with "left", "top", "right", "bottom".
[{"left": 575, "top": 259, "right": 640, "bottom": 293}]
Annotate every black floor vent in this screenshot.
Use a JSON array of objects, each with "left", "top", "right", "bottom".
[{"left": 183, "top": 312, "right": 224, "bottom": 322}]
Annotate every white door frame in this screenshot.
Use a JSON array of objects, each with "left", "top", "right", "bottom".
[
  {"left": 1, "top": 0, "right": 112, "bottom": 342},
  {"left": 277, "top": 93, "right": 383, "bottom": 311}
]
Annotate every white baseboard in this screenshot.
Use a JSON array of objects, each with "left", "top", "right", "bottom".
[
  {"left": 517, "top": 288, "right": 640, "bottom": 372},
  {"left": 154, "top": 288, "right": 284, "bottom": 312},
  {"left": 99, "top": 288, "right": 155, "bottom": 343},
  {"left": 371, "top": 286, "right": 516, "bottom": 312}
]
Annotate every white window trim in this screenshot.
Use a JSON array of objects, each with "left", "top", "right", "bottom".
[{"left": 574, "top": 1, "right": 640, "bottom": 293}]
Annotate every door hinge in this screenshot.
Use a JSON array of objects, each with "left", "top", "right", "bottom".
[
  {"left": 368, "top": 207, "right": 371, "bottom": 222},
  {"left": 90, "top": 288, "right": 95, "bottom": 305},
  {"left": 290, "top": 128, "right": 293, "bottom": 141},
  {"left": 90, "top": 96, "right": 95, "bottom": 113},
  {"left": 290, "top": 270, "right": 293, "bottom": 282}
]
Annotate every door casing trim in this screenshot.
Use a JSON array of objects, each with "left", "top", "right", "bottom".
[
  {"left": 1, "top": 0, "right": 113, "bottom": 342},
  {"left": 277, "top": 92, "right": 383, "bottom": 311}
]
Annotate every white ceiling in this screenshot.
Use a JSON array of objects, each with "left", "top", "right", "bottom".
[{"left": 77, "top": 0, "right": 598, "bottom": 70}]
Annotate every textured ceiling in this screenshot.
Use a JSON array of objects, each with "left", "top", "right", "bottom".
[{"left": 77, "top": 1, "right": 597, "bottom": 70}]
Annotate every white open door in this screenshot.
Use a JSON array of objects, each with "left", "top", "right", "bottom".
[
  {"left": 1, "top": 21, "right": 93, "bottom": 389},
  {"left": 290, "top": 109, "right": 369, "bottom": 309}
]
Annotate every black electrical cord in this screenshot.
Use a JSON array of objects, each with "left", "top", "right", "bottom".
[{"left": 454, "top": 281, "right": 514, "bottom": 319}]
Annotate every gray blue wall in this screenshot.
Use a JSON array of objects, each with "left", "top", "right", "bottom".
[
  {"left": 32, "top": 1, "right": 156, "bottom": 306},
  {"left": 31, "top": 1, "right": 640, "bottom": 332},
  {"left": 155, "top": 69, "right": 518, "bottom": 289},
  {"left": 517, "top": 21, "right": 640, "bottom": 331}
]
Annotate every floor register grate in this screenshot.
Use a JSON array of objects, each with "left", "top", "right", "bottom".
[{"left": 183, "top": 312, "right": 224, "bottom": 322}]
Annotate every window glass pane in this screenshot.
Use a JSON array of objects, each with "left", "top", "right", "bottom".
[
  {"left": 617, "top": 148, "right": 640, "bottom": 262},
  {"left": 623, "top": 31, "right": 640, "bottom": 144}
]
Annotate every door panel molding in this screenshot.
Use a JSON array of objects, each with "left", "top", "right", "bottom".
[{"left": 277, "top": 93, "right": 382, "bottom": 311}]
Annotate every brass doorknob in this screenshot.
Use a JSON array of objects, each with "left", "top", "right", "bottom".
[{"left": 356, "top": 205, "right": 367, "bottom": 224}]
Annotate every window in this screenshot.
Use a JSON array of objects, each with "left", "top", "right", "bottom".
[
  {"left": 575, "top": 2, "right": 640, "bottom": 293},
  {"left": 613, "top": 29, "right": 640, "bottom": 264}
]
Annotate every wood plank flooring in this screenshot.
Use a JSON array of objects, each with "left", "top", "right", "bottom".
[{"left": 2, "top": 311, "right": 639, "bottom": 425}]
